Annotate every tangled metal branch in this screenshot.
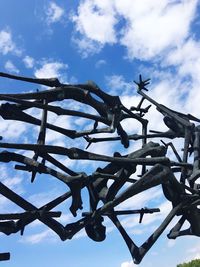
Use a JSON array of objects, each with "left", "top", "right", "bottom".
[{"left": 0, "top": 72, "right": 199, "bottom": 264}]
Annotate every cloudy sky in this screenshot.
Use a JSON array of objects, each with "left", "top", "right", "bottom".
[{"left": 0, "top": 1, "right": 200, "bottom": 267}]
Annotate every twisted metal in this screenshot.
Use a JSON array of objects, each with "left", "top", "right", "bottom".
[{"left": 0, "top": 72, "right": 199, "bottom": 264}]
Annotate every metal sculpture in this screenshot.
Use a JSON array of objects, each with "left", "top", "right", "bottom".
[{"left": 0, "top": 72, "right": 199, "bottom": 264}]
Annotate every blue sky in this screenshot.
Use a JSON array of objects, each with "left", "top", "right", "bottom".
[{"left": 0, "top": 1, "right": 200, "bottom": 267}]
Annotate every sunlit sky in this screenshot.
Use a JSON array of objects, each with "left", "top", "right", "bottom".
[{"left": 1, "top": 1, "right": 200, "bottom": 267}]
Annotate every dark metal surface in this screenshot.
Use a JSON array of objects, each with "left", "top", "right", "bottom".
[{"left": 0, "top": 72, "right": 199, "bottom": 264}]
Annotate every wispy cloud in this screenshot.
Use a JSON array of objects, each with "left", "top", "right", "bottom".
[
  {"left": 117, "top": 188, "right": 165, "bottom": 230},
  {"left": 20, "top": 229, "right": 57, "bottom": 244},
  {"left": 95, "top": 59, "right": 106, "bottom": 68},
  {"left": 0, "top": 28, "right": 20, "bottom": 55},
  {"left": 71, "top": 35, "right": 103, "bottom": 58},
  {"left": 4, "top": 60, "right": 19, "bottom": 73},
  {"left": 23, "top": 55, "right": 35, "bottom": 68},
  {"left": 0, "top": 119, "right": 28, "bottom": 141},
  {"left": 105, "top": 74, "right": 132, "bottom": 95},
  {"left": 46, "top": 2, "right": 65, "bottom": 24},
  {"left": 28, "top": 190, "right": 63, "bottom": 207}
]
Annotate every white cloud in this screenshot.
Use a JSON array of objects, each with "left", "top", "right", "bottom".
[
  {"left": 72, "top": 0, "right": 198, "bottom": 59},
  {"left": 72, "top": 0, "right": 117, "bottom": 44},
  {"left": 0, "top": 172, "right": 24, "bottom": 198},
  {"left": 0, "top": 165, "right": 27, "bottom": 212},
  {"left": 20, "top": 222, "right": 87, "bottom": 244},
  {"left": 118, "top": 188, "right": 164, "bottom": 229},
  {"left": 71, "top": 0, "right": 117, "bottom": 56},
  {"left": 20, "top": 229, "right": 56, "bottom": 244},
  {"left": 34, "top": 61, "right": 68, "bottom": 79},
  {"left": 117, "top": 0, "right": 198, "bottom": 60},
  {"left": 46, "top": 2, "right": 64, "bottom": 24},
  {"left": 166, "top": 38, "right": 200, "bottom": 83},
  {"left": 162, "top": 37, "right": 200, "bottom": 118},
  {"left": 4, "top": 60, "right": 19, "bottom": 74},
  {"left": 105, "top": 74, "right": 132, "bottom": 95},
  {"left": 95, "top": 59, "right": 106, "bottom": 68},
  {"left": 1, "top": 176, "right": 22, "bottom": 189},
  {"left": 45, "top": 110, "right": 73, "bottom": 144},
  {"left": 121, "top": 260, "right": 137, "bottom": 267},
  {"left": 28, "top": 190, "right": 62, "bottom": 207},
  {"left": 141, "top": 200, "right": 172, "bottom": 227},
  {"left": 0, "top": 29, "right": 21, "bottom": 55},
  {"left": 0, "top": 119, "right": 27, "bottom": 141},
  {"left": 23, "top": 55, "right": 35, "bottom": 68},
  {"left": 72, "top": 35, "right": 103, "bottom": 58},
  {"left": 118, "top": 187, "right": 162, "bottom": 211},
  {"left": 166, "top": 38, "right": 200, "bottom": 67}
]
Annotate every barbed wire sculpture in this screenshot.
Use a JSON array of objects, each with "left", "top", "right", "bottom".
[{"left": 0, "top": 72, "right": 200, "bottom": 264}]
